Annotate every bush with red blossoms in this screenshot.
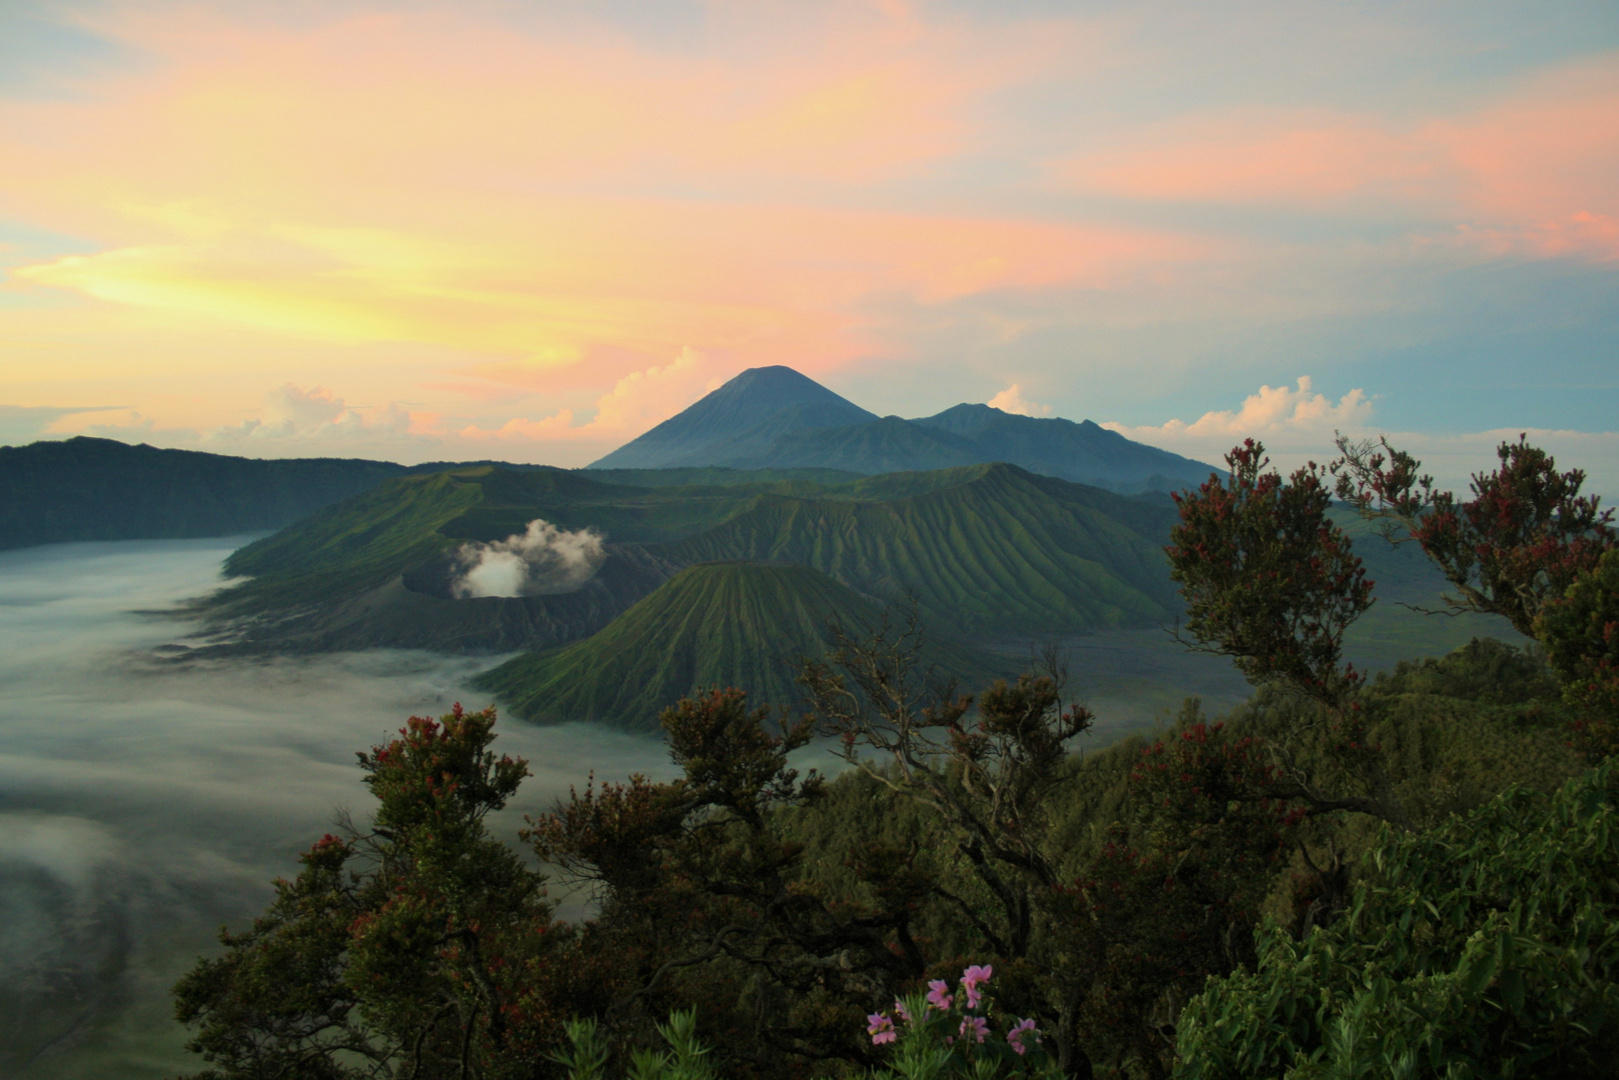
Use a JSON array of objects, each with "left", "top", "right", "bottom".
[{"left": 862, "top": 965, "right": 1059, "bottom": 1080}]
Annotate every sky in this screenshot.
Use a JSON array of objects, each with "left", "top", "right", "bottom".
[{"left": 1, "top": 0, "right": 1616, "bottom": 492}]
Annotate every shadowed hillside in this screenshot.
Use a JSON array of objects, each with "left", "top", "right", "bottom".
[{"left": 0, "top": 437, "right": 420, "bottom": 551}]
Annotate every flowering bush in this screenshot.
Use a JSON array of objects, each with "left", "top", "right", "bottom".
[{"left": 865, "top": 965, "right": 1059, "bottom": 1080}]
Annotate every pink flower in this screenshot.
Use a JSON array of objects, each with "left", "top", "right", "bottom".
[
  {"left": 867, "top": 1013, "right": 896, "bottom": 1045},
  {"left": 894, "top": 998, "right": 913, "bottom": 1024},
  {"left": 960, "top": 964, "right": 993, "bottom": 1009},
  {"left": 960, "top": 1016, "right": 989, "bottom": 1043},
  {"left": 1006, "top": 1017, "right": 1040, "bottom": 1056},
  {"left": 926, "top": 979, "right": 954, "bottom": 1011}
]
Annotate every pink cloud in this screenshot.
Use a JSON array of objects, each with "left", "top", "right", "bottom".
[
  {"left": 1056, "top": 56, "right": 1619, "bottom": 260},
  {"left": 0, "top": 2, "right": 1192, "bottom": 395}
]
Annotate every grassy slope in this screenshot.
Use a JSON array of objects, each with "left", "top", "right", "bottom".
[
  {"left": 206, "top": 462, "right": 1185, "bottom": 642},
  {"left": 211, "top": 467, "right": 810, "bottom": 613},
  {"left": 658, "top": 463, "right": 1182, "bottom": 634},
  {"left": 477, "top": 562, "right": 1007, "bottom": 729}
]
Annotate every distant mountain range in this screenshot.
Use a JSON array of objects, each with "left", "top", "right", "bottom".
[
  {"left": 2, "top": 367, "right": 1213, "bottom": 552},
  {"left": 0, "top": 438, "right": 410, "bottom": 551},
  {"left": 588, "top": 365, "right": 1215, "bottom": 493}
]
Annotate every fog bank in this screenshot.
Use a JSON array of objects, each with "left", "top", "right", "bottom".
[{"left": 0, "top": 539, "right": 672, "bottom": 1079}]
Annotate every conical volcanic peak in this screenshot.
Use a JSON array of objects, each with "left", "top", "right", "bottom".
[
  {"left": 587, "top": 366, "right": 877, "bottom": 470},
  {"left": 587, "top": 365, "right": 1217, "bottom": 493}
]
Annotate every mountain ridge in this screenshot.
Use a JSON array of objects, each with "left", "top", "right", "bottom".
[
  {"left": 587, "top": 366, "right": 1216, "bottom": 492},
  {"left": 589, "top": 366, "right": 878, "bottom": 470}
]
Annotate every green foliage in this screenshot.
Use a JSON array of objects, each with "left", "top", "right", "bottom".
[
  {"left": 1537, "top": 548, "right": 1619, "bottom": 763},
  {"left": 172, "top": 633, "right": 1593, "bottom": 1080},
  {"left": 173, "top": 705, "right": 580, "bottom": 1080},
  {"left": 1369, "top": 637, "right": 1558, "bottom": 706},
  {"left": 1174, "top": 763, "right": 1619, "bottom": 1079},
  {"left": 524, "top": 686, "right": 919, "bottom": 1071},
  {"left": 1167, "top": 440, "right": 1372, "bottom": 708},
  {"left": 1335, "top": 434, "right": 1616, "bottom": 639},
  {"left": 477, "top": 562, "right": 1007, "bottom": 728},
  {"left": 554, "top": 1010, "right": 717, "bottom": 1080}
]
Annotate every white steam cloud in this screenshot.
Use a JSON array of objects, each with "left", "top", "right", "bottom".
[{"left": 451, "top": 519, "right": 607, "bottom": 598}]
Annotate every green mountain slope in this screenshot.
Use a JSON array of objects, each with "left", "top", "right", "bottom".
[
  {"left": 477, "top": 562, "right": 1007, "bottom": 729},
  {"left": 216, "top": 466, "right": 793, "bottom": 613},
  {"left": 655, "top": 463, "right": 1182, "bottom": 634},
  {"left": 196, "top": 461, "right": 1186, "bottom": 654}
]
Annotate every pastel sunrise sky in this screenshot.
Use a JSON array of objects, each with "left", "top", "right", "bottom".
[{"left": 2, "top": 1, "right": 1616, "bottom": 490}]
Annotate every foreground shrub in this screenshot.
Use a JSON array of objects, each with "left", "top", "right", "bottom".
[
  {"left": 552, "top": 969, "right": 1059, "bottom": 1080},
  {"left": 865, "top": 965, "right": 1059, "bottom": 1080},
  {"left": 1175, "top": 762, "right": 1619, "bottom": 1079}
]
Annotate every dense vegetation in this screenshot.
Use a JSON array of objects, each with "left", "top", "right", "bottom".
[{"left": 172, "top": 435, "right": 1618, "bottom": 1079}]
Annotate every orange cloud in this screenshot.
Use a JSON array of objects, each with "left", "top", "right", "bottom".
[{"left": 0, "top": 2, "right": 1172, "bottom": 397}]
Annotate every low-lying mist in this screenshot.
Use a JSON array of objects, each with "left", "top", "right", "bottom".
[{"left": 0, "top": 539, "right": 672, "bottom": 1080}]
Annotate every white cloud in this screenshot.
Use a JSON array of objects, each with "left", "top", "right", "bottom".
[
  {"left": 206, "top": 385, "right": 430, "bottom": 449},
  {"left": 456, "top": 346, "right": 727, "bottom": 446},
  {"left": 1103, "top": 376, "right": 1373, "bottom": 466},
  {"left": 0, "top": 405, "right": 127, "bottom": 446},
  {"left": 986, "top": 383, "right": 1053, "bottom": 417},
  {"left": 1103, "top": 376, "right": 1619, "bottom": 500},
  {"left": 458, "top": 411, "right": 578, "bottom": 443},
  {"left": 264, "top": 384, "right": 347, "bottom": 428}
]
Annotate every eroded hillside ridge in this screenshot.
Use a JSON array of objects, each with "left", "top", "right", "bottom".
[
  {"left": 184, "top": 462, "right": 1183, "bottom": 657},
  {"left": 474, "top": 561, "right": 1008, "bottom": 728}
]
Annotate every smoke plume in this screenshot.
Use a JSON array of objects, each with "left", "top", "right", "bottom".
[{"left": 451, "top": 519, "right": 606, "bottom": 598}]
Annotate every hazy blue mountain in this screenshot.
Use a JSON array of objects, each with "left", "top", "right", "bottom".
[
  {"left": 588, "top": 366, "right": 1216, "bottom": 492},
  {"left": 748, "top": 415, "right": 985, "bottom": 474},
  {"left": 588, "top": 365, "right": 878, "bottom": 469},
  {"left": 911, "top": 404, "right": 1215, "bottom": 491},
  {"left": 0, "top": 437, "right": 414, "bottom": 551}
]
